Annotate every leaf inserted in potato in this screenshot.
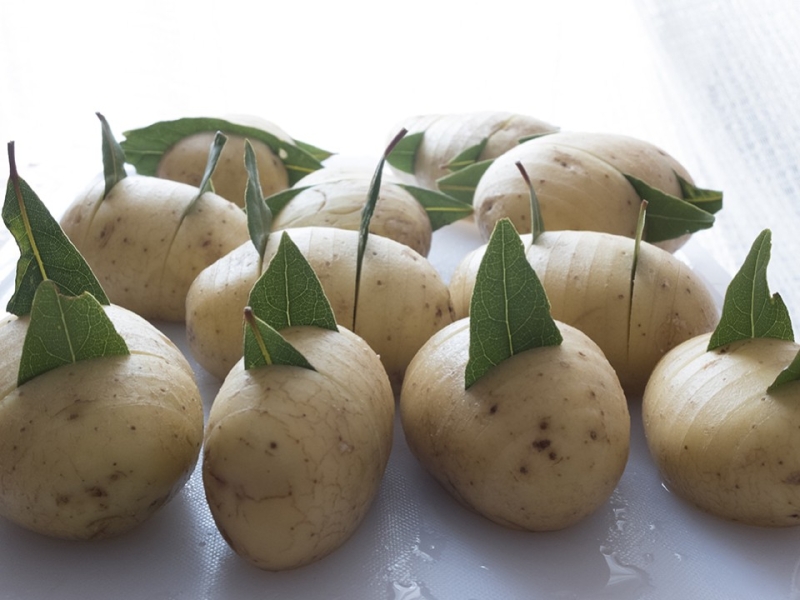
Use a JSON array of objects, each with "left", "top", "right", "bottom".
[
  {"left": 242, "top": 307, "right": 315, "bottom": 371},
  {"left": 465, "top": 218, "right": 562, "bottom": 389},
  {"left": 354, "top": 129, "right": 406, "bottom": 330},
  {"left": 244, "top": 139, "right": 273, "bottom": 270},
  {"left": 436, "top": 159, "right": 493, "bottom": 204},
  {"left": 97, "top": 112, "right": 128, "bottom": 198},
  {"left": 243, "top": 232, "right": 338, "bottom": 371},
  {"left": 708, "top": 229, "right": 793, "bottom": 350},
  {"left": 18, "top": 280, "right": 129, "bottom": 386},
  {"left": 121, "top": 117, "right": 330, "bottom": 186},
  {"left": 397, "top": 184, "right": 473, "bottom": 230},
  {"left": 3, "top": 142, "right": 109, "bottom": 316},
  {"left": 624, "top": 174, "right": 716, "bottom": 243},
  {"left": 248, "top": 232, "right": 338, "bottom": 333}
]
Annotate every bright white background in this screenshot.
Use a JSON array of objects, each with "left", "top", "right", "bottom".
[{"left": 2, "top": 1, "right": 800, "bottom": 599}]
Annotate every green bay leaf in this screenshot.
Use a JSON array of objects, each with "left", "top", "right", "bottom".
[
  {"left": 248, "top": 231, "right": 337, "bottom": 332},
  {"left": 97, "top": 113, "right": 127, "bottom": 198},
  {"left": 4, "top": 143, "right": 109, "bottom": 316},
  {"left": 120, "top": 117, "right": 328, "bottom": 186},
  {"left": 243, "top": 307, "right": 315, "bottom": 371},
  {"left": 398, "top": 184, "right": 473, "bottom": 230},
  {"left": 354, "top": 130, "right": 405, "bottom": 329},
  {"left": 465, "top": 218, "right": 562, "bottom": 389},
  {"left": 264, "top": 186, "right": 310, "bottom": 216},
  {"left": 677, "top": 173, "right": 723, "bottom": 214},
  {"left": 436, "top": 159, "right": 494, "bottom": 204},
  {"left": 768, "top": 348, "right": 800, "bottom": 393},
  {"left": 708, "top": 229, "right": 793, "bottom": 351},
  {"left": 244, "top": 140, "right": 273, "bottom": 268},
  {"left": 446, "top": 139, "right": 488, "bottom": 172},
  {"left": 182, "top": 131, "right": 227, "bottom": 220},
  {"left": 18, "top": 280, "right": 129, "bottom": 386},
  {"left": 385, "top": 130, "right": 423, "bottom": 174},
  {"left": 624, "top": 174, "right": 715, "bottom": 243}
]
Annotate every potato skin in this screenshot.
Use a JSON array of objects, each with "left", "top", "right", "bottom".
[
  {"left": 60, "top": 175, "right": 249, "bottom": 321},
  {"left": 400, "top": 319, "right": 630, "bottom": 531},
  {"left": 472, "top": 132, "right": 697, "bottom": 252},
  {"left": 643, "top": 334, "right": 800, "bottom": 526},
  {"left": 157, "top": 131, "right": 289, "bottom": 207},
  {"left": 0, "top": 306, "right": 203, "bottom": 540},
  {"left": 272, "top": 179, "right": 432, "bottom": 256},
  {"left": 185, "top": 227, "right": 455, "bottom": 388},
  {"left": 203, "top": 326, "right": 394, "bottom": 570},
  {"left": 449, "top": 231, "right": 719, "bottom": 396}
]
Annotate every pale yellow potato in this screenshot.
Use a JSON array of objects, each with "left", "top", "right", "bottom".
[
  {"left": 157, "top": 131, "right": 289, "bottom": 207},
  {"left": 400, "top": 319, "right": 629, "bottom": 531},
  {"left": 272, "top": 178, "right": 432, "bottom": 256},
  {"left": 185, "top": 227, "right": 455, "bottom": 389},
  {"left": 449, "top": 231, "right": 719, "bottom": 396},
  {"left": 203, "top": 325, "right": 394, "bottom": 570},
  {"left": 0, "top": 305, "right": 203, "bottom": 540},
  {"left": 643, "top": 334, "right": 800, "bottom": 526},
  {"left": 60, "top": 175, "right": 249, "bottom": 322},
  {"left": 472, "top": 132, "right": 701, "bottom": 252},
  {"left": 388, "top": 111, "right": 559, "bottom": 189}
]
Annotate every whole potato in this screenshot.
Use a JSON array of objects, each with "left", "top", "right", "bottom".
[
  {"left": 203, "top": 325, "right": 394, "bottom": 570},
  {"left": 60, "top": 175, "right": 249, "bottom": 321},
  {"left": 472, "top": 132, "right": 707, "bottom": 252},
  {"left": 400, "top": 319, "right": 630, "bottom": 531},
  {"left": 449, "top": 231, "right": 719, "bottom": 396},
  {"left": 186, "top": 227, "right": 455, "bottom": 389},
  {"left": 643, "top": 334, "right": 800, "bottom": 526},
  {"left": 0, "top": 305, "right": 203, "bottom": 540}
]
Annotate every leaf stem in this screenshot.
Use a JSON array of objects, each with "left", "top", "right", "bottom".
[{"left": 244, "top": 306, "right": 273, "bottom": 365}]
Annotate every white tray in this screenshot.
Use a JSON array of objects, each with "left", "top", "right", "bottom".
[{"left": 1, "top": 220, "right": 798, "bottom": 600}]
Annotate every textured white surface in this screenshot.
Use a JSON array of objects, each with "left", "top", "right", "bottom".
[{"left": 2, "top": 0, "right": 800, "bottom": 597}]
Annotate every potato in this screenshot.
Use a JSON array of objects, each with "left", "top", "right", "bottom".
[
  {"left": 643, "top": 334, "right": 800, "bottom": 526},
  {"left": 472, "top": 132, "right": 706, "bottom": 252},
  {"left": 400, "top": 319, "right": 629, "bottom": 531},
  {"left": 60, "top": 175, "right": 249, "bottom": 321},
  {"left": 203, "top": 325, "right": 394, "bottom": 570},
  {"left": 449, "top": 231, "right": 719, "bottom": 396},
  {"left": 387, "top": 111, "right": 559, "bottom": 189},
  {"left": 271, "top": 177, "right": 433, "bottom": 256},
  {"left": 157, "top": 129, "right": 289, "bottom": 207},
  {"left": 0, "top": 305, "right": 203, "bottom": 540},
  {"left": 186, "top": 227, "right": 455, "bottom": 389}
]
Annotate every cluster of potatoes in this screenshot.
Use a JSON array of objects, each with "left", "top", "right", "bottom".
[{"left": 3, "top": 109, "right": 798, "bottom": 574}]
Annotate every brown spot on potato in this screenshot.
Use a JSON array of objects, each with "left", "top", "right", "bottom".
[
  {"left": 489, "top": 404, "right": 498, "bottom": 415},
  {"left": 783, "top": 472, "right": 800, "bottom": 485},
  {"left": 532, "top": 439, "right": 551, "bottom": 451}
]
